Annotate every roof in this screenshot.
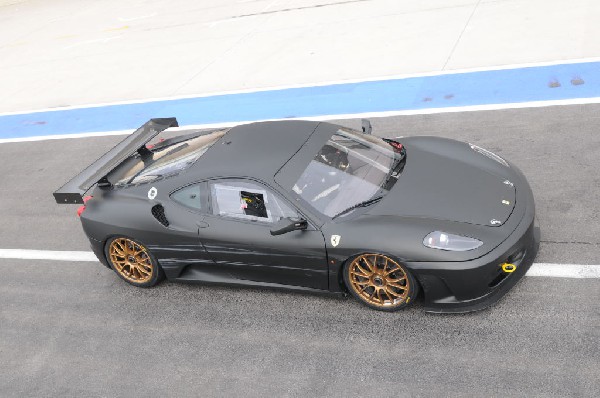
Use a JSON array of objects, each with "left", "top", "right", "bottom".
[{"left": 190, "top": 120, "right": 335, "bottom": 185}]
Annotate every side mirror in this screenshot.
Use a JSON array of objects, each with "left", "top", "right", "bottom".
[{"left": 270, "top": 217, "right": 308, "bottom": 236}]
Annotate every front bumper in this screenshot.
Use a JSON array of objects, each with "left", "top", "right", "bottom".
[
  {"left": 409, "top": 166, "right": 540, "bottom": 313},
  {"left": 414, "top": 220, "right": 539, "bottom": 313}
]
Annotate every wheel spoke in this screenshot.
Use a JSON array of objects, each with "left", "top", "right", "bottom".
[
  {"left": 385, "top": 287, "right": 400, "bottom": 299},
  {"left": 387, "top": 281, "right": 408, "bottom": 290},
  {"left": 120, "top": 241, "right": 131, "bottom": 254},
  {"left": 139, "top": 264, "right": 151, "bottom": 273},
  {"left": 121, "top": 263, "right": 131, "bottom": 275},
  {"left": 354, "top": 262, "right": 372, "bottom": 276},
  {"left": 112, "top": 246, "right": 126, "bottom": 257},
  {"left": 387, "top": 274, "right": 406, "bottom": 281},
  {"left": 136, "top": 265, "right": 150, "bottom": 276},
  {"left": 362, "top": 257, "right": 375, "bottom": 273},
  {"left": 351, "top": 270, "right": 370, "bottom": 279},
  {"left": 385, "top": 266, "right": 402, "bottom": 276},
  {"left": 352, "top": 279, "right": 370, "bottom": 287}
]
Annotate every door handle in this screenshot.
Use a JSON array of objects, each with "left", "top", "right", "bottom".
[{"left": 197, "top": 221, "right": 209, "bottom": 228}]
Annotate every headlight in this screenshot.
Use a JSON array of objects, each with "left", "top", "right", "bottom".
[
  {"left": 469, "top": 144, "right": 509, "bottom": 167},
  {"left": 423, "top": 231, "right": 483, "bottom": 251}
]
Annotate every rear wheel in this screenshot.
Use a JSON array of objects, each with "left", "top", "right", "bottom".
[
  {"left": 105, "top": 237, "right": 164, "bottom": 288},
  {"left": 343, "top": 253, "right": 418, "bottom": 311}
]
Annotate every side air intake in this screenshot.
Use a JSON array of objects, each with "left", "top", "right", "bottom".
[{"left": 151, "top": 204, "right": 169, "bottom": 227}]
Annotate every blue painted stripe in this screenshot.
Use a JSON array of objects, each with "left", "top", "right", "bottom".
[{"left": 1, "top": 61, "right": 599, "bottom": 139}]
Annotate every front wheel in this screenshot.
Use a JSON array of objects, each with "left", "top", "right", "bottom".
[
  {"left": 105, "top": 237, "right": 164, "bottom": 288},
  {"left": 343, "top": 253, "right": 418, "bottom": 311}
]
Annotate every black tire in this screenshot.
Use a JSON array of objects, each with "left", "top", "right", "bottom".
[
  {"left": 104, "top": 236, "right": 165, "bottom": 288},
  {"left": 343, "top": 253, "right": 418, "bottom": 311}
]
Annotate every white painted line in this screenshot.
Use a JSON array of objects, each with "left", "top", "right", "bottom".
[
  {"left": 0, "top": 249, "right": 598, "bottom": 279},
  {"left": 0, "top": 129, "right": 136, "bottom": 144},
  {"left": 527, "top": 263, "right": 600, "bottom": 279},
  {"left": 3, "top": 96, "right": 600, "bottom": 144},
  {"left": 0, "top": 249, "right": 98, "bottom": 262},
  {"left": 1, "top": 56, "right": 600, "bottom": 117}
]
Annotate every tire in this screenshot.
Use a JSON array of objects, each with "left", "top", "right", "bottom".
[
  {"left": 104, "top": 236, "right": 164, "bottom": 288},
  {"left": 343, "top": 253, "right": 418, "bottom": 311}
]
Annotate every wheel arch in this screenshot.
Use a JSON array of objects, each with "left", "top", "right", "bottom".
[
  {"left": 102, "top": 234, "right": 162, "bottom": 268},
  {"left": 334, "top": 251, "right": 424, "bottom": 299}
]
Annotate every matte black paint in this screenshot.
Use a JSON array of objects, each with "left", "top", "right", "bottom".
[{"left": 67, "top": 119, "right": 539, "bottom": 313}]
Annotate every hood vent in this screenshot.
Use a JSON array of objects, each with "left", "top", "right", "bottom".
[{"left": 151, "top": 204, "right": 169, "bottom": 227}]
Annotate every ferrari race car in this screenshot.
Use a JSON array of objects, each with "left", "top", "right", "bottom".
[{"left": 55, "top": 118, "right": 540, "bottom": 313}]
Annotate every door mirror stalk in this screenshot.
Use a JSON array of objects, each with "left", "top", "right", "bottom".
[{"left": 270, "top": 217, "right": 308, "bottom": 236}]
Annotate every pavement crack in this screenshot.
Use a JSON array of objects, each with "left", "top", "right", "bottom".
[
  {"left": 229, "top": 0, "right": 372, "bottom": 19},
  {"left": 541, "top": 240, "right": 598, "bottom": 246},
  {"left": 442, "top": 0, "right": 482, "bottom": 70}
]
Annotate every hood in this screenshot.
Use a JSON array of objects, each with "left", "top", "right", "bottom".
[{"left": 367, "top": 137, "right": 515, "bottom": 227}]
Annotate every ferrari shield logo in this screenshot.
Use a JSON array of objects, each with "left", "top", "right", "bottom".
[{"left": 331, "top": 235, "right": 341, "bottom": 247}]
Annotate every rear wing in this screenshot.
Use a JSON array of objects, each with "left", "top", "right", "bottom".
[{"left": 53, "top": 117, "right": 179, "bottom": 204}]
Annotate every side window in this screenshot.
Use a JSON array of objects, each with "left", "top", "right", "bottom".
[
  {"left": 210, "top": 180, "right": 297, "bottom": 223},
  {"left": 171, "top": 184, "right": 202, "bottom": 210}
]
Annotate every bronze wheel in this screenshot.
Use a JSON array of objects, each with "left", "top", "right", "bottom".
[
  {"left": 344, "top": 253, "right": 417, "bottom": 311},
  {"left": 106, "top": 237, "right": 163, "bottom": 287}
]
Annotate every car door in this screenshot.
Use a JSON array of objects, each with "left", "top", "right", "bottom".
[
  {"left": 142, "top": 181, "right": 214, "bottom": 280},
  {"left": 199, "top": 179, "right": 329, "bottom": 290}
]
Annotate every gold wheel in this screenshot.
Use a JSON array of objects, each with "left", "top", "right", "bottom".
[
  {"left": 108, "top": 238, "right": 154, "bottom": 285},
  {"left": 347, "top": 253, "right": 411, "bottom": 308}
]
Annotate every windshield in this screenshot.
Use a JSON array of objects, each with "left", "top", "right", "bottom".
[
  {"left": 116, "top": 130, "right": 226, "bottom": 186},
  {"left": 292, "top": 128, "right": 403, "bottom": 218}
]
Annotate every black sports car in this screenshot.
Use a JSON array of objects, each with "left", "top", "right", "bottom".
[{"left": 55, "top": 118, "right": 539, "bottom": 313}]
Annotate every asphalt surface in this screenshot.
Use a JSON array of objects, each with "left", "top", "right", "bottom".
[{"left": 1, "top": 105, "right": 599, "bottom": 397}]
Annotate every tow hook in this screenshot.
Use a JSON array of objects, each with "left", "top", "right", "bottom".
[{"left": 501, "top": 263, "right": 517, "bottom": 273}]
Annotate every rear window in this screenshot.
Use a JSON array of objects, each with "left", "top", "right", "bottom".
[{"left": 115, "top": 130, "right": 226, "bottom": 186}]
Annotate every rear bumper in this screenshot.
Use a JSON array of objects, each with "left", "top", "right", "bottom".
[{"left": 89, "top": 237, "right": 110, "bottom": 268}]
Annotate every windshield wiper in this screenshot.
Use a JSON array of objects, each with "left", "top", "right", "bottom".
[{"left": 331, "top": 195, "right": 384, "bottom": 220}]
